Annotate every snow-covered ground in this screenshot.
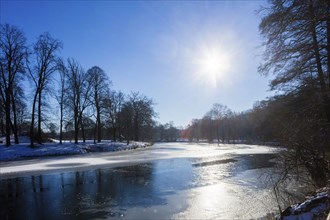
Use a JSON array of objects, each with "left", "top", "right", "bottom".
[
  {"left": 278, "top": 187, "right": 330, "bottom": 220},
  {"left": 0, "top": 136, "right": 150, "bottom": 161}
]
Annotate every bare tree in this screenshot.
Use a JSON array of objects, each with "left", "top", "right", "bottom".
[
  {"left": 86, "top": 66, "right": 110, "bottom": 142},
  {"left": 259, "top": 0, "right": 330, "bottom": 123},
  {"left": 104, "top": 90, "right": 125, "bottom": 141},
  {"left": 207, "top": 103, "right": 230, "bottom": 143},
  {"left": 128, "top": 92, "right": 156, "bottom": 141},
  {"left": 65, "top": 58, "right": 91, "bottom": 144},
  {"left": 66, "top": 58, "right": 82, "bottom": 144},
  {"left": 11, "top": 81, "right": 26, "bottom": 140},
  {"left": 259, "top": 0, "right": 330, "bottom": 188},
  {"left": 56, "top": 60, "right": 67, "bottom": 144},
  {"left": 26, "top": 32, "right": 62, "bottom": 146},
  {"left": 0, "top": 24, "right": 27, "bottom": 146},
  {"left": 119, "top": 101, "right": 134, "bottom": 144},
  {"left": 15, "top": 97, "right": 28, "bottom": 136}
]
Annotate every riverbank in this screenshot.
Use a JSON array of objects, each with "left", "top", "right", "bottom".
[
  {"left": 0, "top": 138, "right": 151, "bottom": 161},
  {"left": 277, "top": 187, "right": 330, "bottom": 220}
]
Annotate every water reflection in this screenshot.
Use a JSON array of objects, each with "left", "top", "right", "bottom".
[
  {"left": 176, "top": 154, "right": 278, "bottom": 219},
  {"left": 0, "top": 152, "right": 278, "bottom": 219},
  {"left": 1, "top": 164, "right": 163, "bottom": 219}
]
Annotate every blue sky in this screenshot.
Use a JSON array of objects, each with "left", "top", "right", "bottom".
[{"left": 1, "top": 1, "right": 273, "bottom": 127}]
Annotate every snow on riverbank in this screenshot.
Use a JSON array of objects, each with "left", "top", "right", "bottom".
[
  {"left": 278, "top": 187, "right": 330, "bottom": 220},
  {"left": 0, "top": 138, "right": 151, "bottom": 161}
]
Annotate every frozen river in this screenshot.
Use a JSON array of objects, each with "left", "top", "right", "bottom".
[{"left": 1, "top": 143, "right": 280, "bottom": 219}]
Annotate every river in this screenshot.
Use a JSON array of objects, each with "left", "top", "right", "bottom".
[{"left": 1, "top": 143, "right": 283, "bottom": 219}]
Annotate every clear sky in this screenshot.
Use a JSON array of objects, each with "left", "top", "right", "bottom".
[{"left": 1, "top": 0, "right": 273, "bottom": 128}]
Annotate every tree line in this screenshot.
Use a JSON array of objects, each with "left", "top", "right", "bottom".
[
  {"left": 181, "top": 103, "right": 272, "bottom": 144},
  {"left": 259, "top": 0, "right": 330, "bottom": 188},
  {"left": 0, "top": 23, "right": 164, "bottom": 146},
  {"left": 184, "top": 0, "right": 330, "bottom": 188}
]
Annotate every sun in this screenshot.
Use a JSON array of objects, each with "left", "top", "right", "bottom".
[
  {"left": 202, "top": 52, "right": 228, "bottom": 74},
  {"left": 196, "top": 48, "right": 231, "bottom": 86}
]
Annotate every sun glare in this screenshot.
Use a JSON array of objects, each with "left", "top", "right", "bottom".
[{"left": 196, "top": 47, "right": 231, "bottom": 86}]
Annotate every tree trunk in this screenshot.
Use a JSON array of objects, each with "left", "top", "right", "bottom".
[
  {"left": 81, "top": 122, "right": 86, "bottom": 143},
  {"left": 112, "top": 126, "right": 116, "bottom": 142},
  {"left": 96, "top": 107, "right": 101, "bottom": 142},
  {"left": 309, "top": 3, "right": 330, "bottom": 124},
  {"left": 59, "top": 77, "right": 65, "bottom": 144},
  {"left": 59, "top": 104, "right": 63, "bottom": 144},
  {"left": 78, "top": 114, "right": 86, "bottom": 143},
  {"left": 134, "top": 115, "right": 139, "bottom": 141},
  {"left": 312, "top": 30, "right": 330, "bottom": 123},
  {"left": 0, "top": 117, "right": 4, "bottom": 136},
  {"left": 10, "top": 91, "right": 19, "bottom": 144},
  {"left": 93, "top": 124, "right": 97, "bottom": 144},
  {"left": 5, "top": 88, "right": 11, "bottom": 146},
  {"left": 327, "top": 1, "right": 330, "bottom": 88},
  {"left": 30, "top": 92, "right": 38, "bottom": 147},
  {"left": 216, "top": 121, "right": 220, "bottom": 144},
  {"left": 74, "top": 109, "right": 79, "bottom": 144},
  {"left": 37, "top": 91, "right": 42, "bottom": 144},
  {"left": 94, "top": 89, "right": 102, "bottom": 143}
]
